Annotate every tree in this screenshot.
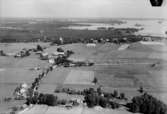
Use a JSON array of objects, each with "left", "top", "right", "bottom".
[
  {"left": 93, "top": 77, "right": 98, "bottom": 85},
  {"left": 109, "top": 101, "right": 120, "bottom": 109},
  {"left": 113, "top": 90, "right": 118, "bottom": 98},
  {"left": 97, "top": 86, "right": 102, "bottom": 95},
  {"left": 126, "top": 93, "right": 167, "bottom": 114},
  {"left": 120, "top": 93, "right": 125, "bottom": 99},
  {"left": 99, "top": 96, "right": 107, "bottom": 108},
  {"left": 37, "top": 45, "right": 43, "bottom": 51},
  {"left": 38, "top": 94, "right": 58, "bottom": 106},
  {"left": 138, "top": 86, "right": 144, "bottom": 93},
  {"left": 84, "top": 93, "right": 96, "bottom": 107},
  {"left": 57, "top": 47, "right": 64, "bottom": 52}
]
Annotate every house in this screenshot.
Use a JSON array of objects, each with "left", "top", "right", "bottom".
[
  {"left": 40, "top": 52, "right": 49, "bottom": 60},
  {"left": 13, "top": 83, "right": 29, "bottom": 99},
  {"left": 48, "top": 58, "right": 55, "bottom": 64},
  {"left": 86, "top": 43, "right": 96, "bottom": 47},
  {"left": 52, "top": 51, "right": 65, "bottom": 56},
  {"left": 143, "top": 37, "right": 152, "bottom": 41},
  {"left": 14, "top": 49, "right": 30, "bottom": 58}
]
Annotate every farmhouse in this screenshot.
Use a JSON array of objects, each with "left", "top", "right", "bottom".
[
  {"left": 48, "top": 58, "right": 55, "bottom": 64},
  {"left": 86, "top": 43, "right": 96, "bottom": 47},
  {"left": 143, "top": 36, "right": 152, "bottom": 41},
  {"left": 13, "top": 83, "right": 29, "bottom": 99},
  {"left": 40, "top": 52, "right": 49, "bottom": 60},
  {"left": 52, "top": 51, "right": 65, "bottom": 56}
]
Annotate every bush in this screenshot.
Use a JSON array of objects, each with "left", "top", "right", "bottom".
[
  {"left": 54, "top": 89, "right": 60, "bottom": 93},
  {"left": 66, "top": 50, "right": 74, "bottom": 57},
  {"left": 119, "top": 93, "right": 125, "bottom": 99},
  {"left": 99, "top": 96, "right": 107, "bottom": 108},
  {"left": 72, "top": 100, "right": 80, "bottom": 106},
  {"left": 109, "top": 101, "right": 120, "bottom": 109},
  {"left": 126, "top": 93, "right": 167, "bottom": 114},
  {"left": 36, "top": 45, "right": 43, "bottom": 51},
  {"left": 97, "top": 87, "right": 102, "bottom": 95},
  {"left": 57, "top": 47, "right": 64, "bottom": 52},
  {"left": 57, "top": 99, "right": 67, "bottom": 105},
  {"left": 103, "top": 92, "right": 112, "bottom": 99},
  {"left": 84, "top": 93, "right": 97, "bottom": 107},
  {"left": 138, "top": 86, "right": 144, "bottom": 93}
]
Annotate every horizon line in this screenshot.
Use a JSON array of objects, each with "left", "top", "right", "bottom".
[{"left": 0, "top": 17, "right": 166, "bottom": 20}]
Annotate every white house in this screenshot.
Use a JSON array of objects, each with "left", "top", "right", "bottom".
[
  {"left": 52, "top": 52, "right": 65, "bottom": 56},
  {"left": 14, "top": 83, "right": 29, "bottom": 99},
  {"left": 48, "top": 59, "right": 55, "bottom": 64},
  {"left": 86, "top": 43, "right": 96, "bottom": 47}
]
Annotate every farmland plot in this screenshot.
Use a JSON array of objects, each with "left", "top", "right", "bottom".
[
  {"left": 38, "top": 68, "right": 70, "bottom": 93},
  {"left": 64, "top": 70, "right": 94, "bottom": 85}
]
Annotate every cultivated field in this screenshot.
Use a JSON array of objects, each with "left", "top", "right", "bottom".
[
  {"left": 0, "top": 41, "right": 167, "bottom": 113},
  {"left": 64, "top": 70, "right": 94, "bottom": 85}
]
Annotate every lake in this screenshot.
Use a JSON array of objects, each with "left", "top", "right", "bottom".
[{"left": 63, "top": 19, "right": 167, "bottom": 37}]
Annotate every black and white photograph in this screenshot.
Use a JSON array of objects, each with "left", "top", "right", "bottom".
[{"left": 0, "top": 0, "right": 167, "bottom": 114}]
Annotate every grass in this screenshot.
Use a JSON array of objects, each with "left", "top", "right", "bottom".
[
  {"left": 18, "top": 105, "right": 134, "bottom": 114},
  {"left": 64, "top": 70, "right": 94, "bottom": 85},
  {"left": 0, "top": 42, "right": 167, "bottom": 113}
]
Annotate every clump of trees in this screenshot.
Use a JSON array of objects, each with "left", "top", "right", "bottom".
[
  {"left": 37, "top": 93, "right": 58, "bottom": 106},
  {"left": 126, "top": 93, "right": 167, "bottom": 114},
  {"left": 84, "top": 92, "right": 109, "bottom": 108},
  {"left": 55, "top": 87, "right": 127, "bottom": 99},
  {"left": 65, "top": 50, "right": 74, "bottom": 57},
  {"left": 26, "top": 93, "right": 58, "bottom": 106},
  {"left": 55, "top": 88, "right": 83, "bottom": 95},
  {"left": 26, "top": 93, "right": 79, "bottom": 107},
  {"left": 54, "top": 87, "right": 127, "bottom": 109},
  {"left": 84, "top": 88, "right": 121, "bottom": 108}
]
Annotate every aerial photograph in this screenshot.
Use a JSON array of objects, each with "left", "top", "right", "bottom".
[{"left": 0, "top": 0, "right": 167, "bottom": 114}]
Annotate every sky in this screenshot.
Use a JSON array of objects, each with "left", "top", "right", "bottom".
[{"left": 0, "top": 0, "right": 167, "bottom": 18}]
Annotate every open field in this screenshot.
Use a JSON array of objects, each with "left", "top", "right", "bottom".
[
  {"left": 19, "top": 105, "right": 134, "bottom": 114},
  {"left": 0, "top": 41, "right": 167, "bottom": 113},
  {"left": 64, "top": 70, "right": 94, "bottom": 85},
  {"left": 40, "top": 42, "right": 167, "bottom": 93}
]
